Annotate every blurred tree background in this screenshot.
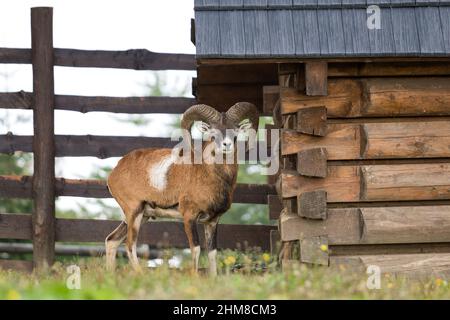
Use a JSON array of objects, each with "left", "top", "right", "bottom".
[
  {"left": 0, "top": 69, "right": 33, "bottom": 214},
  {"left": 0, "top": 153, "right": 33, "bottom": 214}
]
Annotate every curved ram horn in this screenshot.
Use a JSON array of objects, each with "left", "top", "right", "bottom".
[
  {"left": 226, "top": 102, "right": 259, "bottom": 130},
  {"left": 226, "top": 102, "right": 260, "bottom": 152},
  {"left": 180, "top": 104, "right": 221, "bottom": 138}
]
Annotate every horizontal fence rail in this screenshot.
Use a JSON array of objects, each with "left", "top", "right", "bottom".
[
  {"left": 0, "top": 134, "right": 177, "bottom": 158},
  {"left": 0, "top": 47, "right": 196, "bottom": 70},
  {"left": 0, "top": 91, "right": 196, "bottom": 114},
  {"left": 0, "top": 259, "right": 33, "bottom": 272},
  {"left": 0, "top": 48, "right": 30, "bottom": 64},
  {"left": 0, "top": 242, "right": 160, "bottom": 259},
  {"left": 0, "top": 134, "right": 272, "bottom": 160},
  {"left": 0, "top": 132, "right": 271, "bottom": 160},
  {"left": 0, "top": 214, "right": 275, "bottom": 250},
  {"left": 0, "top": 175, "right": 276, "bottom": 204}
]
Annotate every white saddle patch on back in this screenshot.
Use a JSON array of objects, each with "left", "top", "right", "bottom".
[{"left": 148, "top": 154, "right": 175, "bottom": 191}]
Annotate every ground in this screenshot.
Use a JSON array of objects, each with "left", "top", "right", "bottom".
[{"left": 0, "top": 251, "right": 449, "bottom": 299}]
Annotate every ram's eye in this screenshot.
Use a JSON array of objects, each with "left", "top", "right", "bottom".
[{"left": 196, "top": 121, "right": 211, "bottom": 133}]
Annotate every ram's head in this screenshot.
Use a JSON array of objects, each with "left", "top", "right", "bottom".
[{"left": 181, "top": 102, "right": 259, "bottom": 155}]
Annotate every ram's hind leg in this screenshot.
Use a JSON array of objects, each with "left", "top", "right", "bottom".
[
  {"left": 105, "top": 221, "right": 127, "bottom": 271},
  {"left": 204, "top": 217, "right": 219, "bottom": 277},
  {"left": 183, "top": 212, "right": 201, "bottom": 273},
  {"left": 125, "top": 205, "right": 150, "bottom": 273}
]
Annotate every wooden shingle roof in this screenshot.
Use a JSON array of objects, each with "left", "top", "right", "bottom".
[{"left": 194, "top": 0, "right": 450, "bottom": 58}]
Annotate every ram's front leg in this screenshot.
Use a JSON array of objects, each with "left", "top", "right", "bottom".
[
  {"left": 204, "top": 217, "right": 219, "bottom": 276},
  {"left": 183, "top": 211, "right": 201, "bottom": 273}
]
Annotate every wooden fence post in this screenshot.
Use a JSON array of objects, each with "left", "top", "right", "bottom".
[{"left": 31, "top": 7, "right": 55, "bottom": 271}]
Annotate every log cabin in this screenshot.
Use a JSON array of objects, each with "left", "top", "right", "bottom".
[{"left": 193, "top": 0, "right": 450, "bottom": 278}]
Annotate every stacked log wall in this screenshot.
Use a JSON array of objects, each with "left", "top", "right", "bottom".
[{"left": 274, "top": 61, "right": 450, "bottom": 277}]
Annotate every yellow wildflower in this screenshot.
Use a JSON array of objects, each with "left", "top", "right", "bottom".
[
  {"left": 6, "top": 289, "right": 21, "bottom": 300},
  {"left": 224, "top": 256, "right": 236, "bottom": 266},
  {"left": 262, "top": 253, "right": 271, "bottom": 263},
  {"left": 320, "top": 244, "right": 328, "bottom": 252}
]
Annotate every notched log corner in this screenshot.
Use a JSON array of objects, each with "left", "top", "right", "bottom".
[
  {"left": 297, "top": 190, "right": 327, "bottom": 220},
  {"left": 305, "top": 62, "right": 328, "bottom": 96},
  {"left": 300, "top": 235, "right": 329, "bottom": 266},
  {"left": 297, "top": 147, "right": 328, "bottom": 178},
  {"left": 296, "top": 106, "right": 327, "bottom": 136}
]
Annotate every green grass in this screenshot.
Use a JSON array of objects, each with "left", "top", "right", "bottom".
[{"left": 0, "top": 251, "right": 449, "bottom": 300}]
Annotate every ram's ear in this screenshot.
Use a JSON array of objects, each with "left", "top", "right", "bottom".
[
  {"left": 195, "top": 121, "right": 211, "bottom": 133},
  {"left": 238, "top": 119, "right": 253, "bottom": 133}
]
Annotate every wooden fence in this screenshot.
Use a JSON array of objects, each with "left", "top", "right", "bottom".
[{"left": 0, "top": 7, "right": 276, "bottom": 271}]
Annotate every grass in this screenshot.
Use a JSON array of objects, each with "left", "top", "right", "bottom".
[{"left": 0, "top": 250, "right": 450, "bottom": 300}]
